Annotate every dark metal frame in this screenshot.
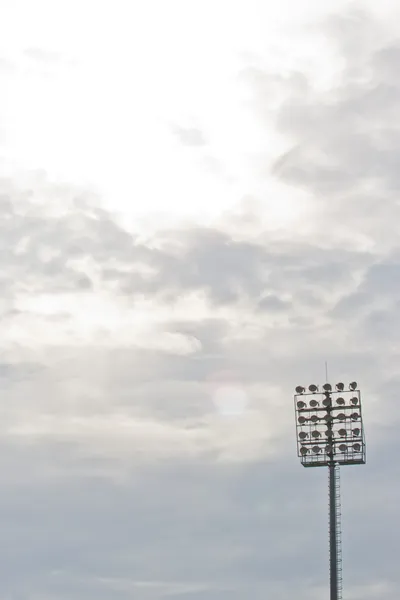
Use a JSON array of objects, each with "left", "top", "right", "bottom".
[{"left": 294, "top": 387, "right": 366, "bottom": 467}]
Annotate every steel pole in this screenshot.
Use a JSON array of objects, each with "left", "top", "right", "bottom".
[{"left": 329, "top": 460, "right": 338, "bottom": 600}]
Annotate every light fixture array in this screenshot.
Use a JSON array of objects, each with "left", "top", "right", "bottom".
[{"left": 294, "top": 382, "right": 366, "bottom": 467}]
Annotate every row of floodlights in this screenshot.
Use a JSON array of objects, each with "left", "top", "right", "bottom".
[
  {"left": 295, "top": 382, "right": 357, "bottom": 394},
  {"left": 297, "top": 397, "right": 359, "bottom": 409},
  {"left": 300, "top": 443, "right": 362, "bottom": 455},
  {"left": 299, "top": 428, "right": 360, "bottom": 439},
  {"left": 298, "top": 413, "right": 360, "bottom": 424}
]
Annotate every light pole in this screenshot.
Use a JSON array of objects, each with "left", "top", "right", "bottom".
[{"left": 294, "top": 381, "right": 366, "bottom": 600}]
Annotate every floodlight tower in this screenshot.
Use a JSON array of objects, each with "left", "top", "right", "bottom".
[{"left": 294, "top": 381, "right": 366, "bottom": 600}]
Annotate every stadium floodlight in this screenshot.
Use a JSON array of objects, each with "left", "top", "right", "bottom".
[
  {"left": 294, "top": 381, "right": 366, "bottom": 600},
  {"left": 297, "top": 400, "right": 307, "bottom": 409}
]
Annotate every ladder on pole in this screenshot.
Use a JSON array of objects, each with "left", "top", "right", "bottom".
[{"left": 335, "top": 463, "right": 343, "bottom": 600}]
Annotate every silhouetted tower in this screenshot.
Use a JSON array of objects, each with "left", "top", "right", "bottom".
[{"left": 294, "top": 382, "right": 366, "bottom": 600}]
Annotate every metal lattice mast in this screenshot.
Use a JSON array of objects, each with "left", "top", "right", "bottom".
[
  {"left": 328, "top": 462, "right": 342, "bottom": 600},
  {"left": 335, "top": 464, "right": 342, "bottom": 600}
]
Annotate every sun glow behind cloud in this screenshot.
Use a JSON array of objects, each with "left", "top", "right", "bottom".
[{"left": 0, "top": 0, "right": 351, "bottom": 237}]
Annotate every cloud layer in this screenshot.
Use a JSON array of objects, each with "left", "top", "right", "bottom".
[{"left": 0, "top": 3, "right": 399, "bottom": 599}]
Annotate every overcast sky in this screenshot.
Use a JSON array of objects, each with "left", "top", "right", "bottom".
[{"left": 1, "top": 0, "right": 400, "bottom": 598}]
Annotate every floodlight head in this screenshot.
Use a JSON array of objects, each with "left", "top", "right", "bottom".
[
  {"left": 339, "top": 444, "right": 348, "bottom": 452},
  {"left": 336, "top": 382, "right": 345, "bottom": 391},
  {"left": 349, "top": 381, "right": 358, "bottom": 390},
  {"left": 322, "top": 397, "right": 331, "bottom": 407},
  {"left": 323, "top": 383, "right": 332, "bottom": 392},
  {"left": 297, "top": 400, "right": 307, "bottom": 409},
  {"left": 352, "top": 428, "right": 360, "bottom": 436},
  {"left": 336, "top": 397, "right": 345, "bottom": 405},
  {"left": 337, "top": 413, "right": 346, "bottom": 421},
  {"left": 300, "top": 446, "right": 309, "bottom": 455},
  {"left": 353, "top": 443, "right": 361, "bottom": 452},
  {"left": 309, "top": 384, "right": 318, "bottom": 392},
  {"left": 298, "top": 416, "right": 307, "bottom": 424},
  {"left": 338, "top": 428, "right": 347, "bottom": 437},
  {"left": 325, "top": 430, "right": 334, "bottom": 438},
  {"left": 311, "top": 430, "right": 321, "bottom": 438},
  {"left": 296, "top": 386, "right": 306, "bottom": 394},
  {"left": 309, "top": 399, "right": 319, "bottom": 407},
  {"left": 310, "top": 415, "right": 320, "bottom": 423},
  {"left": 350, "top": 396, "right": 359, "bottom": 405},
  {"left": 351, "top": 412, "right": 360, "bottom": 421},
  {"left": 299, "top": 431, "right": 308, "bottom": 440},
  {"left": 312, "top": 445, "right": 321, "bottom": 454}
]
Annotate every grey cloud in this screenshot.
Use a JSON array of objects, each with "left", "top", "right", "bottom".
[
  {"left": 257, "top": 294, "right": 290, "bottom": 311},
  {"left": 171, "top": 126, "right": 207, "bottom": 147},
  {"left": 270, "top": 20, "right": 400, "bottom": 205}
]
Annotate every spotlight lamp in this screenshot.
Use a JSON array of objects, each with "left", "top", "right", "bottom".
[
  {"left": 351, "top": 412, "right": 360, "bottom": 421},
  {"left": 300, "top": 447, "right": 309, "bottom": 455},
  {"left": 296, "top": 386, "right": 306, "bottom": 394},
  {"left": 336, "top": 382, "right": 345, "bottom": 391},
  {"left": 299, "top": 431, "right": 308, "bottom": 440},
  {"left": 311, "top": 430, "right": 321, "bottom": 438},
  {"left": 309, "top": 384, "right": 319, "bottom": 392},
  {"left": 352, "top": 428, "right": 360, "bottom": 436},
  {"left": 298, "top": 416, "right": 307, "bottom": 424},
  {"left": 297, "top": 400, "right": 307, "bottom": 409},
  {"left": 338, "top": 429, "right": 347, "bottom": 437},
  {"left": 337, "top": 413, "right": 346, "bottom": 421},
  {"left": 349, "top": 381, "right": 358, "bottom": 390},
  {"left": 312, "top": 445, "right": 321, "bottom": 454},
  {"left": 353, "top": 443, "right": 361, "bottom": 452},
  {"left": 322, "top": 397, "right": 332, "bottom": 407},
  {"left": 336, "top": 397, "right": 345, "bottom": 405},
  {"left": 323, "top": 383, "right": 332, "bottom": 392},
  {"left": 310, "top": 399, "right": 319, "bottom": 407},
  {"left": 339, "top": 444, "right": 348, "bottom": 452},
  {"left": 350, "top": 397, "right": 359, "bottom": 405},
  {"left": 311, "top": 415, "right": 320, "bottom": 423}
]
